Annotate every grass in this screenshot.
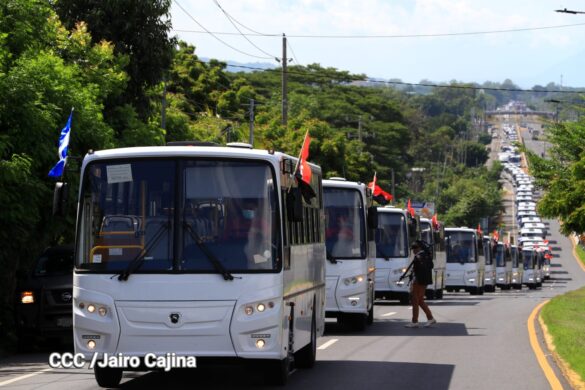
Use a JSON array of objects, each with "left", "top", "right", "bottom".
[{"left": 541, "top": 286, "right": 585, "bottom": 384}]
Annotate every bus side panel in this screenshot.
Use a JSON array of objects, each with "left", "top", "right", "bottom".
[{"left": 284, "top": 243, "right": 326, "bottom": 353}]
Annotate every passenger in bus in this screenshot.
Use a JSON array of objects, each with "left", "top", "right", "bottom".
[
  {"left": 330, "top": 214, "right": 355, "bottom": 257},
  {"left": 242, "top": 201, "right": 272, "bottom": 269}
]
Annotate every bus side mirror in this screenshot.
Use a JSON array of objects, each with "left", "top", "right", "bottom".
[
  {"left": 367, "top": 206, "right": 378, "bottom": 230},
  {"left": 286, "top": 187, "right": 303, "bottom": 222},
  {"left": 53, "top": 182, "right": 68, "bottom": 216},
  {"left": 408, "top": 216, "right": 419, "bottom": 239}
]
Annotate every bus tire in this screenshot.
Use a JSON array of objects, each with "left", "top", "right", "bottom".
[
  {"left": 436, "top": 289, "right": 444, "bottom": 299},
  {"left": 295, "top": 312, "right": 316, "bottom": 369},
  {"left": 94, "top": 366, "right": 123, "bottom": 388},
  {"left": 399, "top": 296, "right": 410, "bottom": 305}
]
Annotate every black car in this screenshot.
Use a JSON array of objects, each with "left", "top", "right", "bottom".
[{"left": 15, "top": 245, "right": 74, "bottom": 349}]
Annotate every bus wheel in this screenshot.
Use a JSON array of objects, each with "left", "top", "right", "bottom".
[
  {"left": 436, "top": 289, "right": 444, "bottom": 299},
  {"left": 399, "top": 296, "right": 410, "bottom": 305},
  {"left": 295, "top": 312, "right": 316, "bottom": 368},
  {"left": 94, "top": 366, "right": 122, "bottom": 388}
]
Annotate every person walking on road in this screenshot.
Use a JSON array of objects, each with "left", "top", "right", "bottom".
[{"left": 404, "top": 240, "right": 437, "bottom": 328}]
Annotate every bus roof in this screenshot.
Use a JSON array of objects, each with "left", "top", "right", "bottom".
[
  {"left": 323, "top": 179, "right": 366, "bottom": 190},
  {"left": 81, "top": 145, "right": 322, "bottom": 174}
]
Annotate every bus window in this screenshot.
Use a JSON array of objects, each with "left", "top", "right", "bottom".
[
  {"left": 376, "top": 213, "right": 408, "bottom": 258},
  {"left": 446, "top": 232, "right": 476, "bottom": 263},
  {"left": 324, "top": 188, "right": 366, "bottom": 259}
]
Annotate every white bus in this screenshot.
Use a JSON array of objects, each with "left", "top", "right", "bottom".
[
  {"left": 444, "top": 227, "right": 485, "bottom": 295},
  {"left": 483, "top": 236, "right": 496, "bottom": 292},
  {"left": 323, "top": 179, "right": 377, "bottom": 330},
  {"left": 69, "top": 144, "right": 326, "bottom": 386},
  {"left": 374, "top": 207, "right": 416, "bottom": 304},
  {"left": 510, "top": 244, "right": 523, "bottom": 290},
  {"left": 420, "top": 218, "right": 446, "bottom": 300},
  {"left": 521, "top": 247, "right": 541, "bottom": 290},
  {"left": 494, "top": 242, "right": 513, "bottom": 290}
]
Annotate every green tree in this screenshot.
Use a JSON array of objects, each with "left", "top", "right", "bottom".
[{"left": 527, "top": 118, "right": 585, "bottom": 235}]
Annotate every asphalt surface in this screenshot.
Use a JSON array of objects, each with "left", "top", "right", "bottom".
[{"left": 1, "top": 115, "right": 583, "bottom": 390}]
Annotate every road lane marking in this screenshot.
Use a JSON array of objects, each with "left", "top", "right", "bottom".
[
  {"left": 381, "top": 311, "right": 396, "bottom": 317},
  {"left": 0, "top": 368, "right": 53, "bottom": 387},
  {"left": 317, "top": 339, "right": 338, "bottom": 350},
  {"left": 527, "top": 300, "right": 563, "bottom": 390}
]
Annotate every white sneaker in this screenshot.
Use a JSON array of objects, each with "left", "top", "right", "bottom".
[
  {"left": 424, "top": 319, "right": 437, "bottom": 327},
  {"left": 404, "top": 322, "right": 420, "bottom": 328}
]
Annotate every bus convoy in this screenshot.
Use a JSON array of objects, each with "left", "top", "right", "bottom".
[{"left": 55, "top": 142, "right": 553, "bottom": 387}]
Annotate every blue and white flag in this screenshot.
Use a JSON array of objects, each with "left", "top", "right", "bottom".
[{"left": 48, "top": 109, "right": 73, "bottom": 178}]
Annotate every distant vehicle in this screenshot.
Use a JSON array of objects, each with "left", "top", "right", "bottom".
[
  {"left": 420, "top": 217, "right": 446, "bottom": 300},
  {"left": 323, "top": 179, "right": 377, "bottom": 330},
  {"left": 520, "top": 228, "right": 545, "bottom": 239},
  {"left": 521, "top": 247, "right": 542, "bottom": 290},
  {"left": 517, "top": 206, "right": 536, "bottom": 213},
  {"left": 15, "top": 245, "right": 74, "bottom": 349},
  {"left": 515, "top": 196, "right": 534, "bottom": 204},
  {"left": 516, "top": 191, "right": 533, "bottom": 198},
  {"left": 493, "top": 242, "right": 512, "bottom": 290},
  {"left": 444, "top": 227, "right": 485, "bottom": 295},
  {"left": 520, "top": 217, "right": 542, "bottom": 225},
  {"left": 521, "top": 222, "right": 547, "bottom": 235},
  {"left": 510, "top": 245, "right": 523, "bottom": 290},
  {"left": 518, "top": 202, "right": 537, "bottom": 208},
  {"left": 483, "top": 236, "right": 496, "bottom": 293},
  {"left": 374, "top": 206, "right": 416, "bottom": 304},
  {"left": 517, "top": 211, "right": 538, "bottom": 220}
]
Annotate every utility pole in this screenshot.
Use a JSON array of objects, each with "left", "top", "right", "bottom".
[
  {"left": 248, "top": 98, "right": 255, "bottom": 146},
  {"left": 281, "top": 33, "right": 288, "bottom": 127}
]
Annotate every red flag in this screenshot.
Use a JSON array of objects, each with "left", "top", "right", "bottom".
[
  {"left": 493, "top": 230, "right": 499, "bottom": 242},
  {"left": 477, "top": 223, "right": 483, "bottom": 236},
  {"left": 297, "top": 131, "right": 312, "bottom": 185},
  {"left": 432, "top": 214, "right": 439, "bottom": 230},
  {"left": 407, "top": 199, "right": 415, "bottom": 217},
  {"left": 367, "top": 172, "right": 393, "bottom": 205}
]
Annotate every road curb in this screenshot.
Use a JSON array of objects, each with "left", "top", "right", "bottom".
[
  {"left": 532, "top": 233, "right": 585, "bottom": 390},
  {"left": 527, "top": 300, "right": 563, "bottom": 390}
]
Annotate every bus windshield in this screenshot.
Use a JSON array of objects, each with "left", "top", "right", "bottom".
[
  {"left": 522, "top": 250, "right": 534, "bottom": 270},
  {"left": 446, "top": 231, "right": 476, "bottom": 263},
  {"left": 483, "top": 238, "right": 492, "bottom": 265},
  {"left": 375, "top": 212, "right": 408, "bottom": 258},
  {"left": 495, "top": 244, "right": 505, "bottom": 267},
  {"left": 511, "top": 247, "right": 519, "bottom": 268},
  {"left": 420, "top": 221, "right": 433, "bottom": 246},
  {"left": 324, "top": 188, "right": 366, "bottom": 259},
  {"left": 76, "top": 159, "right": 280, "bottom": 274}
]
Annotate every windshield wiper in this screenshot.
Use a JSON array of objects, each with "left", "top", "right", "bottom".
[
  {"left": 117, "top": 221, "right": 169, "bottom": 281},
  {"left": 183, "top": 222, "right": 234, "bottom": 281}
]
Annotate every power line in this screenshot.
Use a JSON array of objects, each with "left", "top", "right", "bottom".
[
  {"left": 173, "top": 21, "right": 585, "bottom": 39},
  {"left": 211, "top": 1, "right": 270, "bottom": 36},
  {"left": 215, "top": 61, "right": 584, "bottom": 94},
  {"left": 287, "top": 38, "right": 301, "bottom": 65},
  {"left": 173, "top": 0, "right": 274, "bottom": 60},
  {"left": 212, "top": 0, "right": 278, "bottom": 60}
]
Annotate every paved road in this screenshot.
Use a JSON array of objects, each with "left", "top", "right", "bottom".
[{"left": 1, "top": 115, "right": 583, "bottom": 390}]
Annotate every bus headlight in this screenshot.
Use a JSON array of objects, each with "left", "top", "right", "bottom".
[
  {"left": 244, "top": 300, "right": 275, "bottom": 316},
  {"left": 343, "top": 275, "right": 365, "bottom": 285}
]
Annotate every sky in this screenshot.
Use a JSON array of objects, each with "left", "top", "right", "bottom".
[{"left": 171, "top": 0, "right": 585, "bottom": 88}]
